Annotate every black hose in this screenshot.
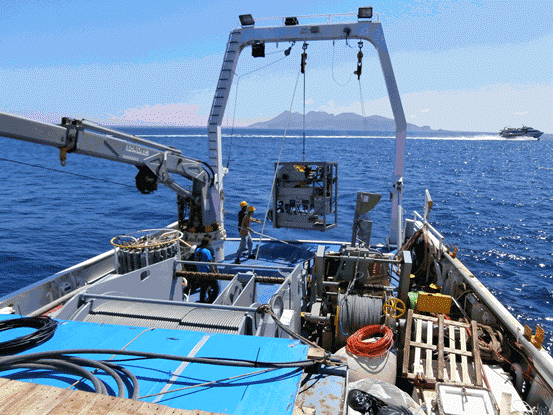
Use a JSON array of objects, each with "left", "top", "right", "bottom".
[
  {"left": 65, "top": 356, "right": 125, "bottom": 398},
  {"left": 7, "top": 359, "right": 106, "bottom": 395},
  {"left": 0, "top": 346, "right": 322, "bottom": 399},
  {"left": 106, "top": 362, "right": 140, "bottom": 399},
  {"left": 1, "top": 356, "right": 138, "bottom": 398},
  {"left": 0, "top": 316, "right": 57, "bottom": 355},
  {"left": 0, "top": 309, "right": 323, "bottom": 399},
  {"left": 0, "top": 348, "right": 324, "bottom": 369}
]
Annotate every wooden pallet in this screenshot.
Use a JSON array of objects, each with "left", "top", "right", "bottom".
[{"left": 402, "top": 309, "right": 482, "bottom": 387}]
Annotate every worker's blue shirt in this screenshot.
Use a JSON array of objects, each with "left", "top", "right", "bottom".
[{"left": 195, "top": 247, "right": 213, "bottom": 273}]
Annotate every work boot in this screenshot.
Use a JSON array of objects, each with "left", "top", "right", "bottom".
[
  {"left": 234, "top": 258, "right": 241, "bottom": 264},
  {"left": 248, "top": 254, "right": 255, "bottom": 259}
]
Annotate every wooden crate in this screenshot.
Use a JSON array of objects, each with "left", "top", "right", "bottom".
[{"left": 402, "top": 309, "right": 482, "bottom": 387}]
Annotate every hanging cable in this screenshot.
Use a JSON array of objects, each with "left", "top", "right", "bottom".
[
  {"left": 301, "top": 42, "right": 308, "bottom": 161},
  {"left": 0, "top": 157, "right": 136, "bottom": 189},
  {"left": 331, "top": 40, "right": 354, "bottom": 86},
  {"left": 355, "top": 41, "right": 370, "bottom": 132},
  {"left": 225, "top": 44, "right": 295, "bottom": 169},
  {"left": 253, "top": 65, "right": 302, "bottom": 265}
]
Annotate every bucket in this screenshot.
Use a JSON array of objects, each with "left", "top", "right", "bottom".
[
  {"left": 408, "top": 291, "right": 419, "bottom": 309},
  {"left": 336, "top": 346, "right": 397, "bottom": 384}
]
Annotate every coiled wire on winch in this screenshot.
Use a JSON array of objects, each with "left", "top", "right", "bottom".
[
  {"left": 337, "top": 294, "right": 383, "bottom": 346},
  {"left": 0, "top": 316, "right": 57, "bottom": 355}
]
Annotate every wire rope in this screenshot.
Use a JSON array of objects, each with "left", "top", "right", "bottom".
[
  {"left": 253, "top": 66, "right": 302, "bottom": 266},
  {"left": 0, "top": 345, "right": 323, "bottom": 400},
  {"left": 0, "top": 157, "right": 136, "bottom": 189},
  {"left": 0, "top": 302, "right": 326, "bottom": 400},
  {"left": 358, "top": 78, "right": 370, "bottom": 132},
  {"left": 256, "top": 304, "right": 323, "bottom": 351},
  {"left": 138, "top": 367, "right": 281, "bottom": 400},
  {"left": 302, "top": 42, "right": 307, "bottom": 161},
  {"left": 331, "top": 40, "right": 354, "bottom": 87},
  {"left": 225, "top": 48, "right": 293, "bottom": 169}
]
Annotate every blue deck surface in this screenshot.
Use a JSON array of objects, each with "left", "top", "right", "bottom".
[
  {"left": 0, "top": 240, "right": 349, "bottom": 413},
  {"left": 0, "top": 314, "right": 310, "bottom": 415},
  {"left": 221, "top": 239, "right": 329, "bottom": 270}
]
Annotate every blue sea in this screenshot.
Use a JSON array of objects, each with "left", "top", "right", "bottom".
[{"left": 1, "top": 127, "right": 552, "bottom": 350}]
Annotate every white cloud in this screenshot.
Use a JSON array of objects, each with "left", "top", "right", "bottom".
[
  {"left": 109, "top": 103, "right": 207, "bottom": 125},
  {"left": 398, "top": 83, "right": 552, "bottom": 132},
  {"left": 312, "top": 83, "right": 552, "bottom": 132},
  {"left": 1, "top": 31, "right": 551, "bottom": 133}
]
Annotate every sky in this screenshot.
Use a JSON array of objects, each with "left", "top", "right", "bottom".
[{"left": 0, "top": 0, "right": 551, "bottom": 133}]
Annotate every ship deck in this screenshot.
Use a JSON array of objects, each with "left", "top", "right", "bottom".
[
  {"left": 0, "top": 377, "right": 209, "bottom": 415},
  {"left": 0, "top": 314, "right": 311, "bottom": 415}
]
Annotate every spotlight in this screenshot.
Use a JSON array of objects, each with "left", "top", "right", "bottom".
[
  {"left": 239, "top": 14, "right": 255, "bottom": 27},
  {"left": 284, "top": 17, "right": 299, "bottom": 26},
  {"left": 358, "top": 7, "right": 373, "bottom": 19},
  {"left": 252, "top": 41, "right": 265, "bottom": 58}
]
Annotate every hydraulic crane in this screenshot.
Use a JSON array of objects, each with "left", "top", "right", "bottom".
[{"left": 0, "top": 111, "right": 223, "bottom": 242}]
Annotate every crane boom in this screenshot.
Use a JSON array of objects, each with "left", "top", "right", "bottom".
[{"left": 0, "top": 111, "right": 221, "bottom": 233}]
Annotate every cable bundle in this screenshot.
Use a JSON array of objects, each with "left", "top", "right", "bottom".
[
  {"left": 0, "top": 347, "right": 327, "bottom": 399},
  {"left": 0, "top": 316, "right": 57, "bottom": 355},
  {"left": 0, "top": 354, "right": 139, "bottom": 398},
  {"left": 346, "top": 325, "right": 394, "bottom": 357}
]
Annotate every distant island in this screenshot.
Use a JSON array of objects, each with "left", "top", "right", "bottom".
[{"left": 247, "top": 110, "right": 437, "bottom": 132}]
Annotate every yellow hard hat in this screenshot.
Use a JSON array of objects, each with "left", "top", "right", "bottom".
[
  {"left": 240, "top": 201, "right": 248, "bottom": 207},
  {"left": 247, "top": 206, "right": 255, "bottom": 212}
]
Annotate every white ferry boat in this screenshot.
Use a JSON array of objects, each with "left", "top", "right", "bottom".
[{"left": 500, "top": 126, "right": 543, "bottom": 139}]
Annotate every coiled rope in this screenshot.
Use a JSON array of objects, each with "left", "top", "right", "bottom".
[
  {"left": 346, "top": 325, "right": 394, "bottom": 357},
  {"left": 0, "top": 316, "right": 58, "bottom": 355}
]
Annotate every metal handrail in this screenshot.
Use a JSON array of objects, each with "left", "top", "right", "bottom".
[
  {"left": 79, "top": 293, "right": 257, "bottom": 313},
  {"left": 177, "top": 260, "right": 295, "bottom": 271}
]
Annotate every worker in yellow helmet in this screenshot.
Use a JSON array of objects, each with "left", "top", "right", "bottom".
[
  {"left": 238, "top": 201, "right": 248, "bottom": 233},
  {"left": 235, "top": 205, "right": 260, "bottom": 264}
]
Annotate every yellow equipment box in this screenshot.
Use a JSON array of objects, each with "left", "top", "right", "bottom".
[{"left": 416, "top": 292, "right": 452, "bottom": 314}]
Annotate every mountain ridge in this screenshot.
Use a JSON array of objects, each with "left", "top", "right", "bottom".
[{"left": 247, "top": 111, "right": 436, "bottom": 132}]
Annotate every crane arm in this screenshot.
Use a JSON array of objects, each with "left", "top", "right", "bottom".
[{"left": 0, "top": 111, "right": 220, "bottom": 228}]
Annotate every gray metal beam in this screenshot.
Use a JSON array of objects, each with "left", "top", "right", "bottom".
[{"left": 207, "top": 19, "right": 406, "bottom": 244}]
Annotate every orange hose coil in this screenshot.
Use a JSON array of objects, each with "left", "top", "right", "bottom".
[{"left": 346, "top": 325, "right": 394, "bottom": 357}]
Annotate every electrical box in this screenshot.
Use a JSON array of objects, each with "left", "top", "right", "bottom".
[
  {"left": 272, "top": 162, "right": 337, "bottom": 231},
  {"left": 416, "top": 292, "right": 452, "bottom": 315}
]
